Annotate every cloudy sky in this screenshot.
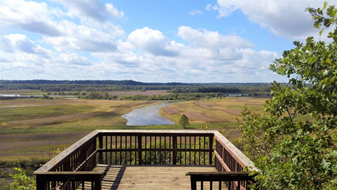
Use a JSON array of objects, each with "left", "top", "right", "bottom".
[{"left": 0, "top": 0, "right": 335, "bottom": 82}]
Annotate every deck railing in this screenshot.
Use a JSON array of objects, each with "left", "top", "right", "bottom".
[{"left": 35, "top": 130, "right": 257, "bottom": 190}]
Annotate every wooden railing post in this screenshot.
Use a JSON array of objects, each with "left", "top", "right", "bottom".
[
  {"left": 138, "top": 135, "right": 142, "bottom": 165},
  {"left": 98, "top": 134, "right": 103, "bottom": 164},
  {"left": 190, "top": 175, "right": 197, "bottom": 190},
  {"left": 209, "top": 136, "right": 213, "bottom": 165},
  {"left": 36, "top": 175, "right": 47, "bottom": 190},
  {"left": 173, "top": 135, "right": 177, "bottom": 165},
  {"left": 92, "top": 139, "right": 97, "bottom": 170},
  {"left": 94, "top": 174, "right": 102, "bottom": 190}
]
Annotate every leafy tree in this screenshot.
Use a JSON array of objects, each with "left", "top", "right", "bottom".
[
  {"left": 179, "top": 114, "right": 189, "bottom": 129},
  {"left": 10, "top": 168, "right": 36, "bottom": 190},
  {"left": 239, "top": 2, "right": 337, "bottom": 190}
]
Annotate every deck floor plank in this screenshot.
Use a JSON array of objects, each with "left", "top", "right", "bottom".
[{"left": 80, "top": 165, "right": 227, "bottom": 190}]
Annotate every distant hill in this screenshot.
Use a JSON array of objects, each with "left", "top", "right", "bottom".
[{"left": 0, "top": 80, "right": 270, "bottom": 86}]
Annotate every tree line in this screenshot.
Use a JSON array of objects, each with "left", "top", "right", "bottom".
[{"left": 0, "top": 81, "right": 272, "bottom": 94}]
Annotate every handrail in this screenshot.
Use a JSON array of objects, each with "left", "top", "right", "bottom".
[
  {"left": 213, "top": 131, "right": 257, "bottom": 171},
  {"left": 35, "top": 172, "right": 104, "bottom": 190},
  {"left": 186, "top": 172, "right": 256, "bottom": 190},
  {"left": 35, "top": 130, "right": 99, "bottom": 173}
]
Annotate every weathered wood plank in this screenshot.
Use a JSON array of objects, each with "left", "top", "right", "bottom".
[
  {"left": 213, "top": 131, "right": 257, "bottom": 171},
  {"left": 79, "top": 166, "right": 221, "bottom": 190},
  {"left": 35, "top": 130, "right": 99, "bottom": 173}
]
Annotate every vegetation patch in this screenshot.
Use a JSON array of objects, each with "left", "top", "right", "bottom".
[{"left": 0, "top": 104, "right": 95, "bottom": 123}]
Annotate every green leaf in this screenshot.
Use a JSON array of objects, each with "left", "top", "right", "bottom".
[
  {"left": 319, "top": 29, "right": 324, "bottom": 36},
  {"left": 323, "top": 1, "right": 328, "bottom": 10}
]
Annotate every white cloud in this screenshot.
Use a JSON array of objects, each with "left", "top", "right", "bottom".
[
  {"left": 89, "top": 26, "right": 281, "bottom": 82},
  {"left": 0, "top": 34, "right": 47, "bottom": 54},
  {"left": 188, "top": 10, "right": 204, "bottom": 16},
  {"left": 0, "top": 0, "right": 61, "bottom": 36},
  {"left": 0, "top": 0, "right": 286, "bottom": 82},
  {"left": 105, "top": 3, "right": 124, "bottom": 19},
  {"left": 57, "top": 53, "right": 93, "bottom": 66},
  {"left": 0, "top": 34, "right": 95, "bottom": 79},
  {"left": 127, "top": 27, "right": 179, "bottom": 56},
  {"left": 209, "top": 0, "right": 335, "bottom": 39},
  {"left": 54, "top": 0, "right": 124, "bottom": 22},
  {"left": 205, "top": 3, "right": 235, "bottom": 17},
  {"left": 42, "top": 20, "right": 120, "bottom": 52},
  {"left": 0, "top": 0, "right": 124, "bottom": 53},
  {"left": 177, "top": 26, "right": 253, "bottom": 49}
]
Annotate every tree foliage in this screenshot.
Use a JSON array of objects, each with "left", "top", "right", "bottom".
[
  {"left": 10, "top": 168, "right": 36, "bottom": 190},
  {"left": 239, "top": 2, "right": 337, "bottom": 190},
  {"left": 179, "top": 114, "right": 190, "bottom": 129}
]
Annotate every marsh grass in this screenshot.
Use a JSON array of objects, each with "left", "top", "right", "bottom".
[
  {"left": 0, "top": 98, "right": 265, "bottom": 161},
  {"left": 161, "top": 97, "right": 269, "bottom": 124},
  {"left": 0, "top": 105, "right": 95, "bottom": 123}
]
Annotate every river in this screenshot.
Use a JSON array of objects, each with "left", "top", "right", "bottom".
[{"left": 122, "top": 102, "right": 174, "bottom": 126}]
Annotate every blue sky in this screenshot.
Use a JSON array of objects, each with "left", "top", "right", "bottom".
[{"left": 0, "top": 0, "right": 334, "bottom": 82}]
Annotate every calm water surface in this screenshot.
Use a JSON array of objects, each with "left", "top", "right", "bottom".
[{"left": 122, "top": 102, "right": 174, "bottom": 126}]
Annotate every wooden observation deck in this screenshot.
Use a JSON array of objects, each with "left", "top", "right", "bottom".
[{"left": 35, "top": 130, "right": 257, "bottom": 190}]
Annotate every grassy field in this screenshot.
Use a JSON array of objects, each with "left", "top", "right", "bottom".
[
  {"left": 160, "top": 97, "right": 268, "bottom": 124},
  {"left": 0, "top": 97, "right": 269, "bottom": 161}
]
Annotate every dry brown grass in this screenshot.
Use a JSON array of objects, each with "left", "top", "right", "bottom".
[
  {"left": 219, "top": 108, "right": 242, "bottom": 116},
  {"left": 9, "top": 113, "right": 101, "bottom": 126},
  {"left": 0, "top": 99, "right": 90, "bottom": 108},
  {"left": 183, "top": 112, "right": 215, "bottom": 123},
  {"left": 0, "top": 89, "right": 42, "bottom": 94},
  {"left": 160, "top": 97, "right": 269, "bottom": 125},
  {"left": 194, "top": 101, "right": 219, "bottom": 109},
  {"left": 0, "top": 132, "right": 89, "bottom": 160},
  {"left": 162, "top": 107, "right": 179, "bottom": 114}
]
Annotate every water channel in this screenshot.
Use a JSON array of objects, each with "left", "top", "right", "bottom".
[{"left": 122, "top": 102, "right": 175, "bottom": 126}]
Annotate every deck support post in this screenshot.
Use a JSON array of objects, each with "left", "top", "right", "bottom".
[
  {"left": 94, "top": 174, "right": 102, "bottom": 190},
  {"left": 190, "top": 175, "right": 197, "bottom": 190},
  {"left": 98, "top": 134, "right": 103, "bottom": 164},
  {"left": 138, "top": 135, "right": 142, "bottom": 165},
  {"left": 173, "top": 135, "right": 177, "bottom": 165},
  {"left": 36, "top": 175, "right": 47, "bottom": 190},
  {"left": 209, "top": 136, "right": 213, "bottom": 165}
]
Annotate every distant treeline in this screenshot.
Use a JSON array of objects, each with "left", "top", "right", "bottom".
[
  {"left": 0, "top": 80, "right": 184, "bottom": 85},
  {"left": 0, "top": 80, "right": 272, "bottom": 94},
  {"left": 171, "top": 85, "right": 270, "bottom": 93},
  {"left": 84, "top": 92, "right": 253, "bottom": 101}
]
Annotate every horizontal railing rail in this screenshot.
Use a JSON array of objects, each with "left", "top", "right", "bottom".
[
  {"left": 35, "top": 130, "right": 257, "bottom": 190},
  {"left": 36, "top": 172, "right": 104, "bottom": 190},
  {"left": 186, "top": 172, "right": 256, "bottom": 190},
  {"left": 97, "top": 131, "right": 214, "bottom": 166},
  {"left": 212, "top": 131, "right": 258, "bottom": 190}
]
